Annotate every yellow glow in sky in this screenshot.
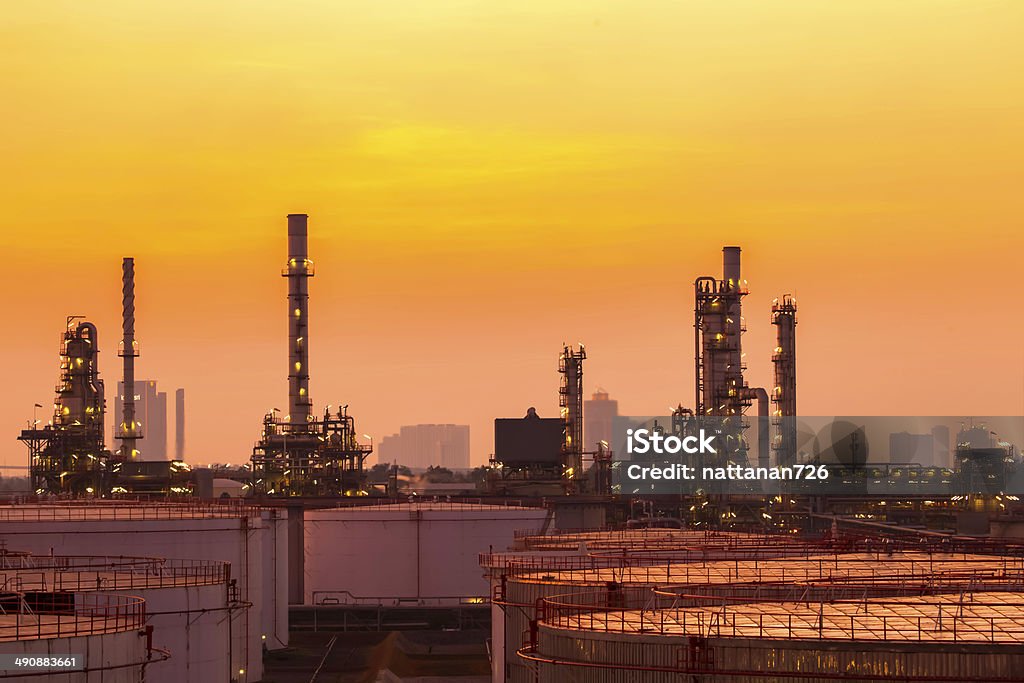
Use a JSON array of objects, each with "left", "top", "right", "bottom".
[{"left": 1, "top": 1, "right": 1021, "bottom": 465}]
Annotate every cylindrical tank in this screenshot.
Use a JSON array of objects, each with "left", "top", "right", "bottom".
[
  {"left": 0, "top": 555, "right": 232, "bottom": 683},
  {"left": 285, "top": 213, "right": 313, "bottom": 425},
  {"left": 304, "top": 502, "right": 548, "bottom": 605},
  {"left": 0, "top": 592, "right": 148, "bottom": 683},
  {"left": 0, "top": 502, "right": 289, "bottom": 683}
]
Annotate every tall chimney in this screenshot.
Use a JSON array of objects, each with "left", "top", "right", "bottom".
[
  {"left": 723, "top": 246, "right": 744, "bottom": 387},
  {"left": 723, "top": 246, "right": 741, "bottom": 285},
  {"left": 285, "top": 214, "right": 313, "bottom": 425},
  {"left": 772, "top": 295, "right": 798, "bottom": 466},
  {"left": 174, "top": 388, "right": 185, "bottom": 460},
  {"left": 117, "top": 257, "right": 139, "bottom": 458}
]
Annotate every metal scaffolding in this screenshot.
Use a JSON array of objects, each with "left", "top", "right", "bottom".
[
  {"left": 20, "top": 317, "right": 111, "bottom": 495},
  {"left": 559, "top": 344, "right": 586, "bottom": 488},
  {"left": 771, "top": 294, "right": 798, "bottom": 467},
  {"left": 250, "top": 214, "right": 373, "bottom": 496}
]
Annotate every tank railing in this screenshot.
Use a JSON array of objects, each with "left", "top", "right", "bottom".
[
  {"left": 0, "top": 558, "right": 230, "bottom": 591},
  {"left": 536, "top": 588, "right": 1024, "bottom": 644},
  {"left": 482, "top": 544, "right": 856, "bottom": 575},
  {"left": 0, "top": 502, "right": 268, "bottom": 521},
  {"left": 513, "top": 528, "right": 1024, "bottom": 555},
  {"left": 0, "top": 593, "right": 145, "bottom": 642},
  {"left": 321, "top": 499, "right": 531, "bottom": 511},
  {"left": 2, "top": 554, "right": 164, "bottom": 572},
  {"left": 514, "top": 528, "right": 779, "bottom": 540},
  {"left": 652, "top": 576, "right": 1024, "bottom": 605},
  {"left": 480, "top": 553, "right": 653, "bottom": 574},
  {"left": 511, "top": 554, "right": 1024, "bottom": 587},
  {"left": 310, "top": 590, "right": 488, "bottom": 607}
]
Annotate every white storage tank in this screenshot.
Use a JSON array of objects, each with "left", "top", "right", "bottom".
[
  {"left": 305, "top": 501, "right": 547, "bottom": 605},
  {"left": 0, "top": 502, "right": 288, "bottom": 683},
  {"left": 0, "top": 592, "right": 149, "bottom": 683},
  {"left": 0, "top": 553, "right": 233, "bottom": 683}
]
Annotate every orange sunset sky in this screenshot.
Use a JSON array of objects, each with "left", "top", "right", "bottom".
[{"left": 1, "top": 1, "right": 1022, "bottom": 468}]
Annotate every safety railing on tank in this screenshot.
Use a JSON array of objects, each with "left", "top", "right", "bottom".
[
  {"left": 310, "top": 590, "right": 488, "bottom": 607},
  {"left": 0, "top": 501, "right": 268, "bottom": 521},
  {"left": 324, "top": 499, "right": 531, "bottom": 511},
  {"left": 0, "top": 558, "right": 230, "bottom": 591},
  {"left": 0, "top": 593, "right": 145, "bottom": 642},
  {"left": 652, "top": 575, "right": 1024, "bottom": 607},
  {"left": 535, "top": 587, "right": 1024, "bottom": 644},
  {"left": 508, "top": 553, "right": 1024, "bottom": 587}
]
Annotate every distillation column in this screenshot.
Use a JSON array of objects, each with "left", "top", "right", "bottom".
[
  {"left": 559, "top": 344, "right": 586, "bottom": 483},
  {"left": 285, "top": 214, "right": 314, "bottom": 426},
  {"left": 117, "top": 257, "right": 140, "bottom": 459},
  {"left": 771, "top": 295, "right": 798, "bottom": 466},
  {"left": 694, "top": 247, "right": 753, "bottom": 465}
]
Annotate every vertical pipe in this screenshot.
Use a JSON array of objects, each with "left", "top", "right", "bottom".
[
  {"left": 118, "top": 258, "right": 138, "bottom": 459},
  {"left": 285, "top": 214, "right": 313, "bottom": 426},
  {"left": 722, "top": 246, "right": 741, "bottom": 285},
  {"left": 175, "top": 388, "right": 185, "bottom": 460},
  {"left": 772, "top": 295, "right": 798, "bottom": 466},
  {"left": 722, "top": 246, "right": 743, "bottom": 389},
  {"left": 753, "top": 387, "right": 770, "bottom": 469}
]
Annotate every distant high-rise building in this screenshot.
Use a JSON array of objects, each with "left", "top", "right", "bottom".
[
  {"left": 114, "top": 379, "right": 169, "bottom": 460},
  {"left": 931, "top": 424, "right": 951, "bottom": 468},
  {"left": 889, "top": 431, "right": 934, "bottom": 466},
  {"left": 584, "top": 389, "right": 618, "bottom": 451},
  {"left": 378, "top": 424, "right": 470, "bottom": 470}
]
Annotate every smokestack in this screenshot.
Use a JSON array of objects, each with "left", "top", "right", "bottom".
[
  {"left": 174, "top": 388, "right": 185, "bottom": 460},
  {"left": 723, "top": 246, "right": 741, "bottom": 285},
  {"left": 753, "top": 387, "right": 770, "bottom": 469},
  {"left": 285, "top": 214, "right": 313, "bottom": 425},
  {"left": 723, "top": 246, "right": 743, "bottom": 389},
  {"left": 772, "top": 295, "right": 798, "bottom": 466},
  {"left": 118, "top": 257, "right": 139, "bottom": 459}
]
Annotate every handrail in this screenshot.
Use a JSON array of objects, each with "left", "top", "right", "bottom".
[{"left": 0, "top": 592, "right": 145, "bottom": 642}]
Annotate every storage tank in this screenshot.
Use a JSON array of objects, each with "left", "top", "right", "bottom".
[
  {"left": 0, "top": 553, "right": 232, "bottom": 683},
  {"left": 528, "top": 591, "right": 1024, "bottom": 682},
  {"left": 0, "top": 502, "right": 288, "bottom": 683},
  {"left": 304, "top": 501, "right": 547, "bottom": 605},
  {"left": 0, "top": 592, "right": 149, "bottom": 683},
  {"left": 488, "top": 529, "right": 821, "bottom": 683}
]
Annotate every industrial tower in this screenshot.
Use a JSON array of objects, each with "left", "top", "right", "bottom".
[
  {"left": 20, "top": 318, "right": 111, "bottom": 494},
  {"left": 694, "top": 247, "right": 754, "bottom": 465},
  {"left": 116, "top": 257, "right": 141, "bottom": 460},
  {"left": 559, "top": 344, "right": 586, "bottom": 488},
  {"left": 771, "top": 295, "right": 798, "bottom": 466},
  {"left": 251, "top": 214, "right": 373, "bottom": 496}
]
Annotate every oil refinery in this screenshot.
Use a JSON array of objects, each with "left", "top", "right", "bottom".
[{"left": 3, "top": 214, "right": 1022, "bottom": 683}]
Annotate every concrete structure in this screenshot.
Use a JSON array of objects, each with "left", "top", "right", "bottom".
[
  {"left": 0, "top": 502, "right": 288, "bottom": 683},
  {"left": 304, "top": 502, "right": 547, "bottom": 606},
  {"left": 378, "top": 424, "right": 471, "bottom": 470}
]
